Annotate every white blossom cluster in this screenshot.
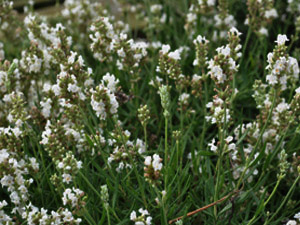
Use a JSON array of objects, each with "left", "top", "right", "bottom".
[
  {"left": 23, "top": 202, "right": 82, "bottom": 224},
  {"left": 0, "top": 200, "right": 13, "bottom": 223},
  {"left": 90, "top": 17, "right": 118, "bottom": 62},
  {"left": 130, "top": 208, "right": 152, "bottom": 225},
  {"left": 157, "top": 44, "right": 183, "bottom": 82},
  {"left": 62, "top": 187, "right": 85, "bottom": 208},
  {"left": 286, "top": 212, "right": 300, "bottom": 225},
  {"left": 266, "top": 35, "right": 299, "bottom": 91},
  {"left": 107, "top": 128, "right": 146, "bottom": 173},
  {"left": 178, "top": 93, "right": 190, "bottom": 105},
  {"left": 184, "top": 0, "right": 216, "bottom": 38},
  {"left": 213, "top": 14, "right": 237, "bottom": 40},
  {"left": 205, "top": 96, "right": 231, "bottom": 125},
  {"left": 62, "top": 0, "right": 108, "bottom": 44},
  {"left": 114, "top": 33, "right": 148, "bottom": 72},
  {"left": 141, "top": 4, "right": 167, "bottom": 33},
  {"left": 144, "top": 154, "right": 163, "bottom": 172},
  {"left": 287, "top": 0, "right": 300, "bottom": 15},
  {"left": 245, "top": 0, "right": 278, "bottom": 36},
  {"left": 193, "top": 35, "right": 209, "bottom": 67},
  {"left": 90, "top": 75, "right": 119, "bottom": 120},
  {"left": 207, "top": 27, "right": 241, "bottom": 86}
]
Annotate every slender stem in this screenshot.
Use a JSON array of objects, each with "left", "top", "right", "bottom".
[
  {"left": 154, "top": 186, "right": 168, "bottom": 225},
  {"left": 106, "top": 207, "right": 111, "bottom": 225},
  {"left": 235, "top": 88, "right": 276, "bottom": 190},
  {"left": 239, "top": 28, "right": 252, "bottom": 67},
  {"left": 264, "top": 175, "right": 300, "bottom": 224},
  {"left": 247, "top": 178, "right": 282, "bottom": 225},
  {"left": 113, "top": 117, "right": 148, "bottom": 207},
  {"left": 200, "top": 78, "right": 208, "bottom": 150},
  {"left": 84, "top": 207, "right": 97, "bottom": 225},
  {"left": 164, "top": 117, "right": 169, "bottom": 190},
  {"left": 144, "top": 125, "right": 147, "bottom": 152},
  {"left": 214, "top": 99, "right": 228, "bottom": 218}
]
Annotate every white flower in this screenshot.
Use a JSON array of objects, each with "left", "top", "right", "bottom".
[
  {"left": 258, "top": 27, "right": 268, "bottom": 36},
  {"left": 68, "top": 51, "right": 77, "bottom": 64},
  {"left": 294, "top": 212, "right": 300, "bottom": 219},
  {"left": 266, "top": 74, "right": 277, "bottom": 85},
  {"left": 62, "top": 209, "right": 73, "bottom": 222},
  {"left": 144, "top": 156, "right": 152, "bottom": 166},
  {"left": 102, "top": 73, "right": 119, "bottom": 93},
  {"left": 161, "top": 44, "right": 170, "bottom": 54},
  {"left": 178, "top": 93, "right": 190, "bottom": 104},
  {"left": 286, "top": 220, "right": 297, "bottom": 225},
  {"left": 40, "top": 99, "right": 52, "bottom": 118},
  {"left": 207, "top": 0, "right": 216, "bottom": 6},
  {"left": 52, "top": 84, "right": 60, "bottom": 96},
  {"left": 62, "top": 173, "right": 72, "bottom": 184},
  {"left": 146, "top": 216, "right": 152, "bottom": 225},
  {"left": 130, "top": 211, "right": 137, "bottom": 220},
  {"left": 265, "top": 9, "right": 278, "bottom": 19},
  {"left": 152, "top": 154, "right": 162, "bottom": 171},
  {"left": 275, "top": 34, "right": 289, "bottom": 45},
  {"left": 216, "top": 46, "right": 231, "bottom": 57},
  {"left": 193, "top": 35, "right": 209, "bottom": 44},
  {"left": 208, "top": 139, "right": 217, "bottom": 152},
  {"left": 117, "top": 48, "right": 126, "bottom": 58},
  {"left": 229, "top": 27, "right": 242, "bottom": 36},
  {"left": 138, "top": 208, "right": 149, "bottom": 216},
  {"left": 225, "top": 136, "right": 233, "bottom": 143},
  {"left": 0, "top": 149, "right": 9, "bottom": 164},
  {"left": 168, "top": 50, "right": 181, "bottom": 60},
  {"left": 276, "top": 101, "right": 289, "bottom": 113}
]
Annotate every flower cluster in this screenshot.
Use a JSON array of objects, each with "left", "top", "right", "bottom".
[
  {"left": 157, "top": 45, "right": 182, "bottom": 82},
  {"left": 158, "top": 85, "right": 171, "bottom": 118},
  {"left": 100, "top": 184, "right": 109, "bottom": 209},
  {"left": 91, "top": 80, "right": 119, "bottom": 120},
  {"left": 184, "top": 0, "right": 216, "bottom": 37},
  {"left": 113, "top": 33, "right": 148, "bottom": 76},
  {"left": 137, "top": 4, "right": 167, "bottom": 37},
  {"left": 265, "top": 35, "right": 299, "bottom": 91},
  {"left": 23, "top": 203, "right": 82, "bottom": 224},
  {"left": 138, "top": 104, "right": 150, "bottom": 127},
  {"left": 61, "top": 0, "right": 107, "bottom": 45},
  {"left": 144, "top": 154, "right": 163, "bottom": 185},
  {"left": 286, "top": 212, "right": 300, "bottom": 225},
  {"left": 246, "top": 0, "right": 278, "bottom": 36},
  {"left": 213, "top": 0, "right": 237, "bottom": 40},
  {"left": 193, "top": 35, "right": 209, "bottom": 70},
  {"left": 108, "top": 128, "right": 146, "bottom": 172},
  {"left": 130, "top": 208, "right": 152, "bottom": 225},
  {"left": 205, "top": 28, "right": 241, "bottom": 126},
  {"left": 62, "top": 187, "right": 86, "bottom": 210}
]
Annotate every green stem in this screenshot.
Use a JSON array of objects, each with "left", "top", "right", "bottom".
[
  {"left": 235, "top": 88, "right": 276, "bottom": 190},
  {"left": 79, "top": 171, "right": 120, "bottom": 222},
  {"left": 144, "top": 125, "right": 147, "bottom": 152},
  {"left": 247, "top": 177, "right": 282, "bottom": 225},
  {"left": 200, "top": 78, "right": 208, "bottom": 150},
  {"left": 164, "top": 117, "right": 168, "bottom": 190},
  {"left": 84, "top": 207, "right": 97, "bottom": 225},
  {"left": 106, "top": 207, "right": 111, "bottom": 225},
  {"left": 113, "top": 117, "right": 148, "bottom": 207},
  {"left": 154, "top": 186, "right": 168, "bottom": 225},
  {"left": 239, "top": 28, "right": 252, "bottom": 68},
  {"left": 264, "top": 175, "right": 300, "bottom": 224}
]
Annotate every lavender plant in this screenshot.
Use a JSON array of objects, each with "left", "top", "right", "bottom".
[{"left": 0, "top": 0, "right": 300, "bottom": 224}]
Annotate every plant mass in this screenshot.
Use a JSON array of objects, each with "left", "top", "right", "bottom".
[{"left": 1, "top": 0, "right": 300, "bottom": 224}]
